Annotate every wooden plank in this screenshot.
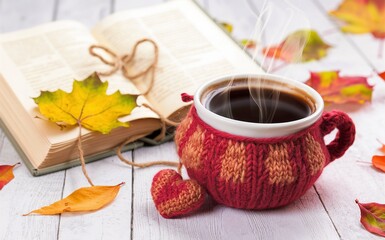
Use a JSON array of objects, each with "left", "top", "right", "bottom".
[
  {"left": 55, "top": 0, "right": 112, "bottom": 28},
  {"left": 0, "top": 0, "right": 56, "bottom": 32},
  {"left": 263, "top": 0, "right": 385, "bottom": 239},
  {"left": 315, "top": 0, "right": 385, "bottom": 72},
  {"left": 0, "top": 1, "right": 63, "bottom": 240},
  {"left": 53, "top": 0, "right": 133, "bottom": 239},
  {"left": 0, "top": 0, "right": 382, "bottom": 239},
  {"left": 203, "top": 0, "right": 258, "bottom": 41},
  {"left": 229, "top": 0, "right": 374, "bottom": 79},
  {"left": 132, "top": 142, "right": 339, "bottom": 240},
  {"left": 57, "top": 153, "right": 133, "bottom": 240},
  {"left": 0, "top": 129, "right": 64, "bottom": 240}
]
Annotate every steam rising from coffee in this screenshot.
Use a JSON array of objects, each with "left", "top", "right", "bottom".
[{"left": 220, "top": 0, "right": 310, "bottom": 123}]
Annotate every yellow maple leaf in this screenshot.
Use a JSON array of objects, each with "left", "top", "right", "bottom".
[
  {"left": 24, "top": 183, "right": 124, "bottom": 215},
  {"left": 33, "top": 73, "right": 137, "bottom": 134},
  {"left": 330, "top": 0, "right": 385, "bottom": 39},
  {"left": 34, "top": 73, "right": 138, "bottom": 186}
]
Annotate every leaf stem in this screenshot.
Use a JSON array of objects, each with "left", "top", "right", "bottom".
[
  {"left": 356, "top": 160, "right": 371, "bottom": 165},
  {"left": 117, "top": 182, "right": 125, "bottom": 187},
  {"left": 77, "top": 121, "right": 94, "bottom": 186}
]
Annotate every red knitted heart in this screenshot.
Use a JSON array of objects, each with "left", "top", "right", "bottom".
[{"left": 151, "top": 169, "right": 206, "bottom": 218}]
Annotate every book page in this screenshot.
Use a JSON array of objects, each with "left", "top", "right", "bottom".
[
  {"left": 0, "top": 21, "right": 158, "bottom": 145},
  {"left": 92, "top": 0, "right": 264, "bottom": 118}
]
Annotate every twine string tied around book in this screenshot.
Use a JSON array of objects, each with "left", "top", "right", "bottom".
[
  {"left": 116, "top": 134, "right": 183, "bottom": 175},
  {"left": 89, "top": 38, "right": 158, "bottom": 95}
]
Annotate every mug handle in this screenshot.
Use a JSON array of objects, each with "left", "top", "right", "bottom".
[{"left": 320, "top": 110, "right": 356, "bottom": 161}]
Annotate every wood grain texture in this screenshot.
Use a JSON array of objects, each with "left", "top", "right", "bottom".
[
  {"left": 203, "top": 0, "right": 258, "bottom": 40},
  {"left": 315, "top": 0, "right": 385, "bottom": 72},
  {"left": 314, "top": 90, "right": 385, "bottom": 240},
  {"left": 2, "top": 0, "right": 385, "bottom": 239},
  {"left": 240, "top": 0, "right": 374, "bottom": 81},
  {"left": 0, "top": 129, "right": 64, "bottom": 240},
  {"left": 132, "top": 142, "right": 339, "bottom": 240},
  {"left": 0, "top": 1, "right": 64, "bottom": 239},
  {"left": 284, "top": 0, "right": 385, "bottom": 239}
]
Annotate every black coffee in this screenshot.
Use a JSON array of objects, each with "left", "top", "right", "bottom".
[{"left": 206, "top": 87, "right": 312, "bottom": 123}]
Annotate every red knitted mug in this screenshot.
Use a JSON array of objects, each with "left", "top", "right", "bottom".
[{"left": 153, "top": 74, "right": 355, "bottom": 218}]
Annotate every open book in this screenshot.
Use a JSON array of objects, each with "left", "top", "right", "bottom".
[{"left": 0, "top": 0, "right": 262, "bottom": 176}]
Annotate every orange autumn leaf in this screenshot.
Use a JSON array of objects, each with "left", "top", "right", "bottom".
[
  {"left": 372, "top": 155, "right": 385, "bottom": 172},
  {"left": 379, "top": 72, "right": 385, "bottom": 81},
  {"left": 356, "top": 199, "right": 385, "bottom": 237},
  {"left": 305, "top": 71, "right": 373, "bottom": 104},
  {"left": 372, "top": 143, "right": 385, "bottom": 172},
  {"left": 330, "top": 0, "right": 385, "bottom": 39},
  {"left": 262, "top": 29, "right": 331, "bottom": 62},
  {"left": 24, "top": 182, "right": 124, "bottom": 215},
  {"left": 0, "top": 163, "right": 20, "bottom": 190}
]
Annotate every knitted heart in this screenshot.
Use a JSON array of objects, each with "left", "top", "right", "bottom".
[{"left": 151, "top": 169, "right": 206, "bottom": 218}]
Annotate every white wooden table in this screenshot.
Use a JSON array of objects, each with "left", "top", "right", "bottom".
[{"left": 1, "top": 0, "right": 385, "bottom": 239}]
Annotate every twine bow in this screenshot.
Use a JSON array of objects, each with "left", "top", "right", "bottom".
[{"left": 89, "top": 38, "right": 158, "bottom": 95}]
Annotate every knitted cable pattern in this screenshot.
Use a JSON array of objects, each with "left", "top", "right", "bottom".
[{"left": 174, "top": 106, "right": 355, "bottom": 210}]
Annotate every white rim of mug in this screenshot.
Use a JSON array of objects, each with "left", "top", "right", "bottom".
[{"left": 194, "top": 73, "right": 325, "bottom": 136}]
